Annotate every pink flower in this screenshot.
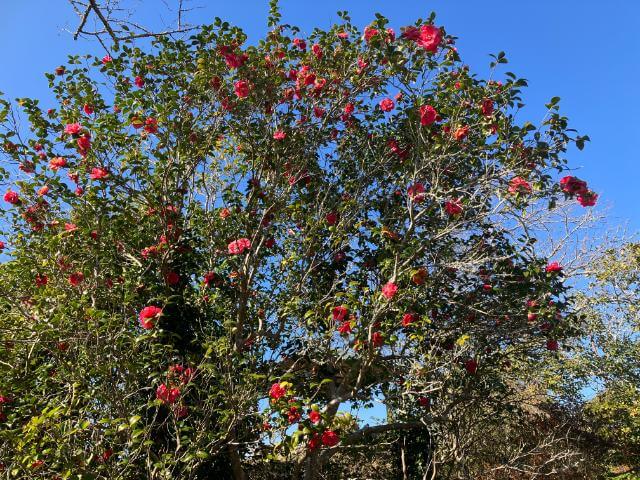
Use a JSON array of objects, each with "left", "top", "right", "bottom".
[
  {"left": 363, "top": 26, "right": 378, "bottom": 43},
  {"left": 381, "top": 281, "right": 398, "bottom": 299},
  {"left": 134, "top": 76, "right": 145, "bottom": 88},
  {"left": 49, "top": 157, "right": 67, "bottom": 171},
  {"left": 545, "top": 261, "right": 562, "bottom": 273},
  {"left": 64, "top": 223, "right": 77, "bottom": 232},
  {"left": 321, "top": 430, "right": 340, "bottom": 447},
  {"left": 3, "top": 190, "right": 20, "bottom": 205},
  {"left": 273, "top": 130, "right": 286, "bottom": 140},
  {"left": 77, "top": 135, "right": 91, "bottom": 155},
  {"left": 508, "top": 177, "right": 532, "bottom": 195},
  {"left": 269, "top": 382, "right": 286, "bottom": 400},
  {"left": 293, "top": 38, "right": 307, "bottom": 50},
  {"left": 156, "top": 383, "right": 180, "bottom": 404},
  {"left": 0, "top": 241, "right": 4, "bottom": 250},
  {"left": 228, "top": 237, "right": 251, "bottom": 255},
  {"left": 90, "top": 167, "right": 109, "bottom": 180},
  {"left": 379, "top": 98, "right": 395, "bottom": 112},
  {"left": 577, "top": 191, "right": 598, "bottom": 207},
  {"left": 332, "top": 305, "right": 348, "bottom": 321},
  {"left": 234, "top": 80, "right": 251, "bottom": 99},
  {"left": 139, "top": 306, "right": 162, "bottom": 329},
  {"left": 559, "top": 176, "right": 588, "bottom": 196},
  {"left": 312, "top": 44, "right": 323, "bottom": 59},
  {"left": 102, "top": 55, "right": 112, "bottom": 64},
  {"left": 64, "top": 123, "right": 82, "bottom": 135},
  {"left": 444, "top": 199, "right": 463, "bottom": 216},
  {"left": 419, "top": 105, "right": 438, "bottom": 126},
  {"left": 403, "top": 25, "right": 441, "bottom": 52},
  {"left": 309, "top": 410, "right": 321, "bottom": 424}
]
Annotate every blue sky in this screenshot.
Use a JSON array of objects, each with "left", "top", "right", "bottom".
[{"left": 1, "top": 1, "right": 639, "bottom": 230}]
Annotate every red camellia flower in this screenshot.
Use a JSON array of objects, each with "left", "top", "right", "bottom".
[
  {"left": 325, "top": 211, "right": 338, "bottom": 225},
  {"left": 311, "top": 44, "right": 322, "bottom": 59},
  {"left": 379, "top": 98, "right": 395, "bottom": 112},
  {"left": 77, "top": 135, "right": 91, "bottom": 155},
  {"left": 332, "top": 305, "right": 348, "bottom": 321},
  {"left": 90, "top": 167, "right": 109, "bottom": 180},
  {"left": 35, "top": 274, "right": 48, "bottom": 287},
  {"left": 419, "top": 105, "right": 437, "bottom": 126},
  {"left": 508, "top": 176, "right": 532, "bottom": 195},
  {"left": 577, "top": 191, "right": 598, "bottom": 207},
  {"left": 234, "top": 80, "right": 251, "bottom": 99},
  {"left": 546, "top": 339, "right": 559, "bottom": 351},
  {"left": 464, "top": 359, "right": 478, "bottom": 375},
  {"left": 83, "top": 104, "right": 94, "bottom": 115},
  {"left": 0, "top": 241, "right": 4, "bottom": 250},
  {"left": 545, "top": 261, "right": 563, "bottom": 273},
  {"left": 49, "top": 157, "right": 67, "bottom": 171},
  {"left": 134, "top": 76, "right": 145, "bottom": 88},
  {"left": 273, "top": 130, "right": 286, "bottom": 140},
  {"left": 144, "top": 117, "right": 158, "bottom": 134},
  {"left": 293, "top": 38, "right": 307, "bottom": 50},
  {"left": 101, "top": 449, "right": 113, "bottom": 463},
  {"left": 337, "top": 321, "right": 352, "bottom": 335},
  {"left": 139, "top": 305, "right": 162, "bottom": 329},
  {"left": 165, "top": 271, "right": 180, "bottom": 285},
  {"left": 372, "top": 331, "right": 384, "bottom": 347},
  {"left": 228, "top": 237, "right": 251, "bottom": 255},
  {"left": 481, "top": 98, "right": 494, "bottom": 116},
  {"left": 287, "top": 406, "right": 301, "bottom": 424},
  {"left": 559, "top": 176, "right": 588, "bottom": 196},
  {"left": 381, "top": 281, "right": 398, "bottom": 299},
  {"left": 402, "top": 313, "right": 418, "bottom": 327},
  {"left": 444, "top": 199, "right": 463, "bottom": 216},
  {"left": 407, "top": 183, "right": 426, "bottom": 203},
  {"left": 3, "top": 190, "right": 20, "bottom": 205},
  {"left": 363, "top": 26, "right": 379, "bottom": 43},
  {"left": 269, "top": 382, "right": 286, "bottom": 400},
  {"left": 156, "top": 383, "right": 180, "bottom": 404},
  {"left": 309, "top": 410, "right": 321, "bottom": 424},
  {"left": 403, "top": 25, "right": 442, "bottom": 52},
  {"left": 321, "top": 430, "right": 340, "bottom": 447},
  {"left": 453, "top": 126, "right": 469, "bottom": 141},
  {"left": 64, "top": 123, "right": 82, "bottom": 135},
  {"left": 68, "top": 272, "right": 84, "bottom": 286},
  {"left": 418, "top": 396, "right": 430, "bottom": 407},
  {"left": 102, "top": 54, "right": 112, "bottom": 64}
]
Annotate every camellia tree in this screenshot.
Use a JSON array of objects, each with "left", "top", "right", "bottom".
[{"left": 0, "top": 2, "right": 599, "bottom": 478}]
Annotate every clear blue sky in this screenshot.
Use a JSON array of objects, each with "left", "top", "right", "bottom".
[{"left": 1, "top": 1, "right": 638, "bottom": 231}]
